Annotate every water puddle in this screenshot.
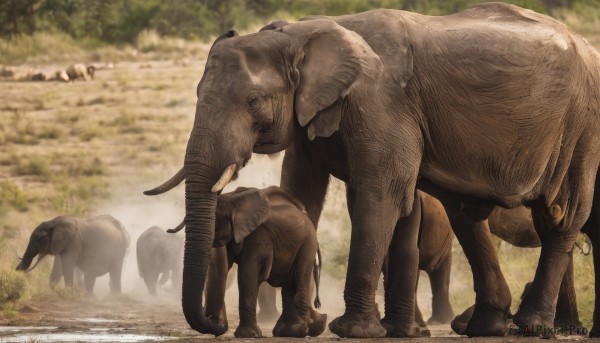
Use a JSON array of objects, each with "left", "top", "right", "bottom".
[
  {"left": 0, "top": 326, "right": 58, "bottom": 332},
  {"left": 0, "top": 333, "right": 175, "bottom": 342},
  {"left": 74, "top": 318, "right": 119, "bottom": 323}
]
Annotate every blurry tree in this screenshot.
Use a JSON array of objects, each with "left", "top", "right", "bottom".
[
  {"left": 0, "top": 0, "right": 41, "bottom": 36},
  {"left": 204, "top": 0, "right": 245, "bottom": 33},
  {"left": 0, "top": 0, "right": 592, "bottom": 42}
]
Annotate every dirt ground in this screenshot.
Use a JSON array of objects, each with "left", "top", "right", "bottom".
[{"left": 0, "top": 296, "right": 591, "bottom": 342}]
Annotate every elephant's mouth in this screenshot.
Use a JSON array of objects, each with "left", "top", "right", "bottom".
[{"left": 253, "top": 141, "right": 288, "bottom": 154}]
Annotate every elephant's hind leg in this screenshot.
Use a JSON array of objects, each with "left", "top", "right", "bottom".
[
  {"left": 273, "top": 286, "right": 308, "bottom": 337},
  {"left": 514, "top": 167, "right": 596, "bottom": 337},
  {"left": 143, "top": 271, "right": 160, "bottom": 296},
  {"left": 109, "top": 252, "right": 126, "bottom": 294},
  {"left": 553, "top": 251, "right": 584, "bottom": 332},
  {"left": 428, "top": 253, "right": 454, "bottom": 325},
  {"left": 443, "top": 200, "right": 510, "bottom": 337}
]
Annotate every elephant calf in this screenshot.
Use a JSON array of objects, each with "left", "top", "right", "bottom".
[
  {"left": 136, "top": 226, "right": 183, "bottom": 295},
  {"left": 16, "top": 215, "right": 130, "bottom": 295},
  {"left": 203, "top": 186, "right": 327, "bottom": 338}
]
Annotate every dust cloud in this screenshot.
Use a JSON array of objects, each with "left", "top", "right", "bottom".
[{"left": 89, "top": 152, "right": 447, "bottom": 326}]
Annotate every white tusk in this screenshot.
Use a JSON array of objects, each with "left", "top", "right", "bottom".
[
  {"left": 144, "top": 167, "right": 185, "bottom": 195},
  {"left": 211, "top": 164, "right": 237, "bottom": 193},
  {"left": 166, "top": 220, "right": 185, "bottom": 234}
]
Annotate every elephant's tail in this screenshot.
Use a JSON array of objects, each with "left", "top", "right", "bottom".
[{"left": 313, "top": 245, "right": 322, "bottom": 309}]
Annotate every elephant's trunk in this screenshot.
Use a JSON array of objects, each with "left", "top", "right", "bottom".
[
  {"left": 181, "top": 148, "right": 227, "bottom": 336},
  {"left": 16, "top": 242, "right": 40, "bottom": 271}
]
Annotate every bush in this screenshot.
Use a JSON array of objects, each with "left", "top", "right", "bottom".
[
  {"left": 0, "top": 181, "right": 28, "bottom": 214},
  {"left": 0, "top": 270, "right": 29, "bottom": 305}
]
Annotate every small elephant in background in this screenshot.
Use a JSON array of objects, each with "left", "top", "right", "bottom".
[
  {"left": 16, "top": 215, "right": 130, "bottom": 294},
  {"left": 66, "top": 63, "right": 95, "bottom": 81},
  {"left": 136, "top": 226, "right": 183, "bottom": 295},
  {"left": 202, "top": 186, "right": 326, "bottom": 338}
]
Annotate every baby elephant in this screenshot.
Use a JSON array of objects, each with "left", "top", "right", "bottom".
[
  {"left": 136, "top": 226, "right": 183, "bottom": 295},
  {"left": 203, "top": 186, "right": 326, "bottom": 338},
  {"left": 16, "top": 215, "right": 130, "bottom": 294}
]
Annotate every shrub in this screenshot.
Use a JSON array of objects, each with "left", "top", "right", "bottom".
[
  {"left": 13, "top": 155, "right": 51, "bottom": 181},
  {"left": 0, "top": 270, "right": 29, "bottom": 305},
  {"left": 0, "top": 181, "right": 28, "bottom": 213}
]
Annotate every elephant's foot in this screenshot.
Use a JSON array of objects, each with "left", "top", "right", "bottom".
[
  {"left": 307, "top": 312, "right": 327, "bottom": 337},
  {"left": 234, "top": 322, "right": 262, "bottom": 338},
  {"left": 257, "top": 307, "right": 280, "bottom": 323},
  {"left": 512, "top": 309, "right": 554, "bottom": 338},
  {"left": 272, "top": 317, "right": 308, "bottom": 337},
  {"left": 329, "top": 313, "right": 387, "bottom": 338},
  {"left": 380, "top": 317, "right": 422, "bottom": 338},
  {"left": 554, "top": 314, "right": 585, "bottom": 334},
  {"left": 427, "top": 306, "right": 455, "bottom": 325},
  {"left": 589, "top": 325, "right": 600, "bottom": 338},
  {"left": 452, "top": 303, "right": 508, "bottom": 337},
  {"left": 450, "top": 305, "right": 474, "bottom": 335}
]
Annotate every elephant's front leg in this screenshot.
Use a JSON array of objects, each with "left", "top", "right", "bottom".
[
  {"left": 444, "top": 202, "right": 511, "bottom": 337},
  {"left": 50, "top": 256, "right": 63, "bottom": 286},
  {"left": 329, "top": 187, "right": 410, "bottom": 338},
  {"left": 60, "top": 251, "right": 77, "bottom": 288},
  {"left": 381, "top": 191, "right": 422, "bottom": 337},
  {"left": 83, "top": 273, "right": 96, "bottom": 295},
  {"left": 235, "top": 260, "right": 264, "bottom": 338}
]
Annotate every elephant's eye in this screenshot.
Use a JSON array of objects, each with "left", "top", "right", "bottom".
[{"left": 246, "top": 96, "right": 260, "bottom": 111}]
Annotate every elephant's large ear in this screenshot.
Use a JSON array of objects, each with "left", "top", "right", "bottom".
[
  {"left": 49, "top": 218, "right": 77, "bottom": 254},
  {"left": 230, "top": 188, "right": 271, "bottom": 243},
  {"left": 280, "top": 19, "right": 383, "bottom": 138}
]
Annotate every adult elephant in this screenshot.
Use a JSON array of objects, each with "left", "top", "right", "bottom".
[
  {"left": 16, "top": 215, "right": 130, "bottom": 294},
  {"left": 145, "top": 3, "right": 600, "bottom": 338},
  {"left": 136, "top": 226, "right": 183, "bottom": 295}
]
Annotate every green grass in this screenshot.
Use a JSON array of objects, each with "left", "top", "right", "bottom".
[{"left": 0, "top": 181, "right": 28, "bottom": 214}]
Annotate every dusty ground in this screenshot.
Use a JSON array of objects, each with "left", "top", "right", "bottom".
[{"left": 0, "top": 295, "right": 592, "bottom": 342}]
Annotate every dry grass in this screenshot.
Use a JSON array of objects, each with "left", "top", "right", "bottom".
[{"left": 0, "top": 58, "right": 203, "bottom": 310}]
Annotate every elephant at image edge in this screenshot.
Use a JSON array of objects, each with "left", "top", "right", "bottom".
[
  {"left": 16, "top": 215, "right": 130, "bottom": 294},
  {"left": 144, "top": 3, "right": 600, "bottom": 338},
  {"left": 136, "top": 226, "right": 183, "bottom": 295},
  {"left": 198, "top": 186, "right": 326, "bottom": 338}
]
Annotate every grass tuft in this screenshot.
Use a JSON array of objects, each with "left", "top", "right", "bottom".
[{"left": 0, "top": 181, "right": 28, "bottom": 214}]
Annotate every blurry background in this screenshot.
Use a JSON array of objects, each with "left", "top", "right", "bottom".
[{"left": 0, "top": 0, "right": 598, "bottom": 334}]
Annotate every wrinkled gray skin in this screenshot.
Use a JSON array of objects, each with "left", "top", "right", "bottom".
[
  {"left": 145, "top": 3, "right": 600, "bottom": 338},
  {"left": 204, "top": 186, "right": 326, "bottom": 338},
  {"left": 136, "top": 226, "right": 183, "bottom": 296},
  {"left": 16, "top": 215, "right": 130, "bottom": 294}
]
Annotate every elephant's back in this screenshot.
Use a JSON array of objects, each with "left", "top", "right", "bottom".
[{"left": 78, "top": 215, "right": 129, "bottom": 276}]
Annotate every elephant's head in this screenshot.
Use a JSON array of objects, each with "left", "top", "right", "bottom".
[
  {"left": 144, "top": 19, "right": 382, "bottom": 336},
  {"left": 214, "top": 187, "right": 271, "bottom": 247},
  {"left": 16, "top": 216, "right": 77, "bottom": 272}
]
